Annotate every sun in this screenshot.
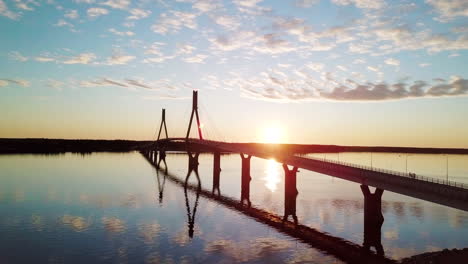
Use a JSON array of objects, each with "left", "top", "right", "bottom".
[{"left": 262, "top": 125, "right": 283, "bottom": 143}]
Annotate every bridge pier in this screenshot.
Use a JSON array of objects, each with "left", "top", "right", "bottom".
[
  {"left": 213, "top": 152, "right": 221, "bottom": 196},
  {"left": 240, "top": 154, "right": 252, "bottom": 207},
  {"left": 150, "top": 150, "right": 158, "bottom": 164},
  {"left": 283, "top": 164, "right": 299, "bottom": 224},
  {"left": 158, "top": 149, "right": 166, "bottom": 169},
  {"left": 361, "top": 185, "right": 384, "bottom": 256},
  {"left": 188, "top": 152, "right": 200, "bottom": 172}
]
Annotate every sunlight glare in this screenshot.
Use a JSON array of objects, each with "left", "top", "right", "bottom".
[
  {"left": 263, "top": 159, "right": 281, "bottom": 192},
  {"left": 262, "top": 125, "right": 283, "bottom": 143}
]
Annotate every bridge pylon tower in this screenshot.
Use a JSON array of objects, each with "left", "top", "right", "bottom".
[
  {"left": 157, "top": 108, "right": 169, "bottom": 141},
  {"left": 186, "top": 90, "right": 203, "bottom": 140}
]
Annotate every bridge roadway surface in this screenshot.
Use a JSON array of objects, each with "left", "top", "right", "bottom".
[
  {"left": 142, "top": 152, "right": 395, "bottom": 264},
  {"left": 150, "top": 138, "right": 468, "bottom": 212}
]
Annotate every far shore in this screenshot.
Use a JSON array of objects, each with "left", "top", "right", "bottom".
[{"left": 1, "top": 138, "right": 468, "bottom": 155}]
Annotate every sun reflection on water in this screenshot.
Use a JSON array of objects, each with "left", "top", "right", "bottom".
[{"left": 263, "top": 159, "right": 281, "bottom": 192}]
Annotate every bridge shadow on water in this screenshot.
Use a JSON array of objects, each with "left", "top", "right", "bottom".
[{"left": 143, "top": 151, "right": 395, "bottom": 264}]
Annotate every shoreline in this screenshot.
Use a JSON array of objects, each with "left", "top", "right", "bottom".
[{"left": 1, "top": 138, "right": 468, "bottom": 155}]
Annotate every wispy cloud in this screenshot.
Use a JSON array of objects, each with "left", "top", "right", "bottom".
[
  {"left": 151, "top": 11, "right": 197, "bottom": 34},
  {"left": 183, "top": 54, "right": 207, "bottom": 63},
  {"left": 64, "top": 10, "right": 79, "bottom": 19},
  {"left": 426, "top": 0, "right": 468, "bottom": 21},
  {"left": 0, "top": 78, "right": 30, "bottom": 87},
  {"left": 101, "top": 0, "right": 130, "bottom": 9},
  {"left": 126, "top": 8, "right": 151, "bottom": 20},
  {"left": 106, "top": 54, "right": 135, "bottom": 65},
  {"left": 87, "top": 7, "right": 108, "bottom": 17},
  {"left": 0, "top": 0, "right": 20, "bottom": 19},
  {"left": 331, "top": 0, "right": 385, "bottom": 9},
  {"left": 384, "top": 58, "right": 400, "bottom": 66},
  {"left": 8, "top": 51, "right": 28, "bottom": 62},
  {"left": 63, "top": 53, "right": 96, "bottom": 64},
  {"left": 108, "top": 28, "right": 134, "bottom": 36}
]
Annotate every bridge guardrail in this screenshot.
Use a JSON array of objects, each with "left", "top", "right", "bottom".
[{"left": 299, "top": 154, "right": 467, "bottom": 190}]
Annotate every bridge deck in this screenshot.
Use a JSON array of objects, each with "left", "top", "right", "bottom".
[{"left": 149, "top": 138, "right": 468, "bottom": 212}]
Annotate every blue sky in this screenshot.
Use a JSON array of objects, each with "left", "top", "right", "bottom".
[{"left": 1, "top": 0, "right": 468, "bottom": 147}]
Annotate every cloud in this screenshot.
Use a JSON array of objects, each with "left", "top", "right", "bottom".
[
  {"left": 35, "top": 56, "right": 55, "bottom": 62},
  {"left": 79, "top": 78, "right": 128, "bottom": 88},
  {"left": 46, "top": 79, "right": 65, "bottom": 91},
  {"left": 193, "top": 0, "right": 220, "bottom": 13},
  {"left": 77, "top": 78, "right": 179, "bottom": 91},
  {"left": 87, "top": 7, "right": 109, "bottom": 17},
  {"left": 294, "top": 0, "right": 319, "bottom": 8},
  {"left": 183, "top": 54, "right": 207, "bottom": 63},
  {"left": 101, "top": 0, "right": 130, "bottom": 9},
  {"left": 306, "top": 62, "right": 324, "bottom": 72},
  {"left": 0, "top": 0, "right": 20, "bottom": 19},
  {"left": 385, "top": 58, "right": 400, "bottom": 66},
  {"left": 419, "top": 63, "right": 431, "bottom": 67},
  {"left": 15, "top": 0, "right": 38, "bottom": 11},
  {"left": 127, "top": 8, "right": 151, "bottom": 20},
  {"left": 108, "top": 28, "right": 134, "bottom": 36},
  {"left": 151, "top": 11, "right": 197, "bottom": 34},
  {"left": 74, "top": 0, "right": 94, "bottom": 3},
  {"left": 64, "top": 9, "right": 79, "bottom": 19},
  {"left": 125, "top": 79, "right": 154, "bottom": 89},
  {"left": 213, "top": 15, "right": 240, "bottom": 30},
  {"left": 232, "top": 67, "right": 468, "bottom": 101},
  {"left": 371, "top": 26, "right": 468, "bottom": 53},
  {"left": 234, "top": 0, "right": 262, "bottom": 8},
  {"left": 209, "top": 31, "right": 258, "bottom": 51},
  {"left": 332, "top": 0, "right": 385, "bottom": 9},
  {"left": 8, "top": 51, "right": 28, "bottom": 62},
  {"left": 63, "top": 53, "right": 96, "bottom": 64},
  {"left": 106, "top": 54, "right": 135, "bottom": 65},
  {"left": 426, "top": 0, "right": 468, "bottom": 21},
  {"left": 0, "top": 79, "right": 30, "bottom": 87},
  {"left": 253, "top": 33, "right": 296, "bottom": 54},
  {"left": 54, "top": 19, "right": 75, "bottom": 30},
  {"left": 176, "top": 44, "right": 196, "bottom": 55}
]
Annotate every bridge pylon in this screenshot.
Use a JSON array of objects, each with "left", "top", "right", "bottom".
[
  {"left": 186, "top": 90, "right": 203, "bottom": 140},
  {"left": 157, "top": 108, "right": 169, "bottom": 141}
]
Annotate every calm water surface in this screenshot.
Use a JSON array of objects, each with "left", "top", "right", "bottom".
[{"left": 0, "top": 152, "right": 467, "bottom": 263}]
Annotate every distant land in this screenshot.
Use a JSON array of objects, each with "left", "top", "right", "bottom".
[{"left": 1, "top": 138, "right": 468, "bottom": 155}]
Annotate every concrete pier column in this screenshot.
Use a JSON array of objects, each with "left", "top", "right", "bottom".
[
  {"left": 213, "top": 152, "right": 221, "bottom": 195},
  {"left": 361, "top": 185, "right": 385, "bottom": 255},
  {"left": 283, "top": 164, "right": 299, "bottom": 224},
  {"left": 158, "top": 149, "right": 166, "bottom": 169},
  {"left": 240, "top": 154, "right": 252, "bottom": 207}
]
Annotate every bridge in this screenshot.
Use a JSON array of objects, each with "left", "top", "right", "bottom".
[
  {"left": 142, "top": 151, "right": 395, "bottom": 264},
  {"left": 141, "top": 90, "right": 468, "bottom": 259}
]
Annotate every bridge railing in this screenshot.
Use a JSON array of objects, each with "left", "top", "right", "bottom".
[{"left": 299, "top": 154, "right": 467, "bottom": 190}]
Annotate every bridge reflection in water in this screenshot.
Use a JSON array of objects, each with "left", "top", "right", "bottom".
[{"left": 143, "top": 151, "right": 394, "bottom": 264}]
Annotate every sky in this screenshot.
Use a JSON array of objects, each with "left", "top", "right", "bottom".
[{"left": 1, "top": 0, "right": 468, "bottom": 147}]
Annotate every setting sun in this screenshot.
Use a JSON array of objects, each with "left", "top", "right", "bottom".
[{"left": 262, "top": 125, "right": 284, "bottom": 143}]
